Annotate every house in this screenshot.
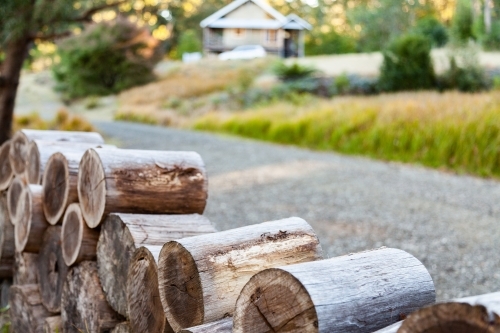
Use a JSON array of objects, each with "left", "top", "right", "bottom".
[{"left": 200, "top": 0, "right": 312, "bottom": 58}]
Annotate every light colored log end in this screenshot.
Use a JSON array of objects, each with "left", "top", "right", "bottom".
[
  {"left": 42, "top": 152, "right": 69, "bottom": 225},
  {"left": 180, "top": 318, "right": 233, "bottom": 333},
  {"left": 9, "top": 131, "right": 29, "bottom": 176},
  {"left": 62, "top": 203, "right": 98, "bottom": 266},
  {"left": 0, "top": 141, "right": 13, "bottom": 191},
  {"left": 26, "top": 141, "right": 41, "bottom": 184},
  {"left": 7, "top": 177, "right": 26, "bottom": 226},
  {"left": 14, "top": 186, "right": 32, "bottom": 252},
  {"left": 77, "top": 149, "right": 106, "bottom": 228},
  {"left": 15, "top": 185, "right": 48, "bottom": 253}
]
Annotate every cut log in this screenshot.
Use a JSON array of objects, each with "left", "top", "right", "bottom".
[
  {"left": 127, "top": 245, "right": 173, "bottom": 333},
  {"left": 0, "top": 140, "right": 13, "bottom": 191},
  {"left": 97, "top": 213, "right": 215, "bottom": 317},
  {"left": 14, "top": 252, "right": 39, "bottom": 285},
  {"left": 61, "top": 261, "right": 123, "bottom": 333},
  {"left": 158, "top": 217, "right": 323, "bottom": 331},
  {"left": 61, "top": 203, "right": 99, "bottom": 266},
  {"left": 0, "top": 259, "right": 13, "bottom": 278},
  {"left": 77, "top": 148, "right": 208, "bottom": 228},
  {"left": 15, "top": 185, "right": 50, "bottom": 252},
  {"left": 180, "top": 318, "right": 233, "bottom": 333},
  {"left": 26, "top": 140, "right": 114, "bottom": 185},
  {"left": 7, "top": 177, "right": 25, "bottom": 225},
  {"left": 111, "top": 322, "right": 131, "bottom": 333},
  {"left": 38, "top": 226, "right": 68, "bottom": 313},
  {"left": 43, "top": 316, "right": 62, "bottom": 333},
  {"left": 0, "top": 279, "right": 12, "bottom": 308},
  {"left": 233, "top": 247, "right": 435, "bottom": 333},
  {"left": 0, "top": 191, "right": 15, "bottom": 261},
  {"left": 10, "top": 284, "right": 52, "bottom": 333},
  {"left": 9, "top": 129, "right": 104, "bottom": 177}
]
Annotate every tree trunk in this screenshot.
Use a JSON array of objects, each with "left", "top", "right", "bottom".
[
  {"left": 127, "top": 245, "right": 174, "bottom": 333},
  {"left": 38, "top": 226, "right": 68, "bottom": 313},
  {"left": 9, "top": 129, "right": 104, "bottom": 177},
  {"left": 0, "top": 141, "right": 13, "bottom": 190},
  {"left": 233, "top": 247, "right": 435, "bottom": 333},
  {"left": 97, "top": 213, "right": 215, "bottom": 317},
  {"left": 78, "top": 149, "right": 208, "bottom": 228},
  {"left": 7, "top": 177, "right": 26, "bottom": 225},
  {"left": 111, "top": 322, "right": 131, "bottom": 333},
  {"left": 14, "top": 252, "right": 38, "bottom": 285},
  {"left": 15, "top": 185, "right": 50, "bottom": 252},
  {"left": 9, "top": 284, "right": 52, "bottom": 333},
  {"left": 180, "top": 318, "right": 233, "bottom": 333},
  {"left": 0, "top": 191, "right": 15, "bottom": 264},
  {"left": 158, "top": 217, "right": 323, "bottom": 332},
  {"left": 61, "top": 261, "right": 124, "bottom": 333},
  {"left": 0, "top": 38, "right": 30, "bottom": 146},
  {"left": 61, "top": 203, "right": 99, "bottom": 266},
  {"left": 43, "top": 316, "right": 62, "bottom": 333},
  {"left": 26, "top": 140, "right": 114, "bottom": 185},
  {"left": 484, "top": 0, "right": 492, "bottom": 34}
]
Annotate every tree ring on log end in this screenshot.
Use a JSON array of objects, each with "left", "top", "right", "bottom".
[
  {"left": 42, "top": 153, "right": 69, "bottom": 225},
  {"left": 234, "top": 268, "right": 318, "bottom": 333},
  {"left": 15, "top": 188, "right": 32, "bottom": 252},
  {"left": 0, "top": 141, "right": 13, "bottom": 190},
  {"left": 26, "top": 141, "right": 41, "bottom": 184},
  {"left": 127, "top": 247, "right": 169, "bottom": 333},
  {"left": 158, "top": 241, "right": 204, "bottom": 330},
  {"left": 7, "top": 177, "right": 25, "bottom": 225},
  {"left": 78, "top": 149, "right": 106, "bottom": 228},
  {"left": 397, "top": 302, "right": 500, "bottom": 333},
  {"left": 62, "top": 204, "right": 84, "bottom": 266},
  {"left": 9, "top": 131, "right": 29, "bottom": 176}
]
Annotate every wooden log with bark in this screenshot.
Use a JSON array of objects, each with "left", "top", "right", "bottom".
[
  {"left": 10, "top": 284, "right": 52, "bottom": 333},
  {"left": 38, "top": 226, "right": 68, "bottom": 313},
  {"left": 15, "top": 185, "right": 50, "bottom": 253},
  {"left": 0, "top": 140, "right": 13, "bottom": 191},
  {"left": 111, "top": 322, "right": 131, "bottom": 333},
  {"left": 61, "top": 203, "right": 99, "bottom": 266},
  {"left": 233, "top": 247, "right": 435, "bottom": 333},
  {"left": 180, "top": 318, "right": 233, "bottom": 333},
  {"left": 14, "top": 252, "right": 38, "bottom": 285},
  {"left": 7, "top": 176, "right": 25, "bottom": 225},
  {"left": 0, "top": 279, "right": 12, "bottom": 308},
  {"left": 61, "top": 261, "right": 123, "bottom": 333},
  {"left": 0, "top": 192, "right": 15, "bottom": 276},
  {"left": 43, "top": 316, "right": 62, "bottom": 333},
  {"left": 77, "top": 149, "right": 208, "bottom": 228},
  {"left": 26, "top": 140, "right": 113, "bottom": 185},
  {"left": 9, "top": 129, "right": 104, "bottom": 177},
  {"left": 158, "top": 217, "right": 323, "bottom": 331},
  {"left": 97, "top": 213, "right": 215, "bottom": 317}
]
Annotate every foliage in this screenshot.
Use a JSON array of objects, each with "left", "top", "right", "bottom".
[
  {"left": 482, "top": 21, "right": 500, "bottom": 50},
  {"left": 53, "top": 18, "right": 162, "bottom": 99},
  {"left": 174, "top": 29, "right": 202, "bottom": 59},
  {"left": 273, "top": 62, "right": 317, "bottom": 82},
  {"left": 335, "top": 74, "right": 379, "bottom": 95},
  {"left": 379, "top": 34, "right": 435, "bottom": 91},
  {"left": 450, "top": 0, "right": 476, "bottom": 44},
  {"left": 412, "top": 16, "right": 449, "bottom": 47},
  {"left": 305, "top": 29, "right": 357, "bottom": 55},
  {"left": 14, "top": 109, "right": 96, "bottom": 132},
  {"left": 195, "top": 90, "right": 500, "bottom": 178}
]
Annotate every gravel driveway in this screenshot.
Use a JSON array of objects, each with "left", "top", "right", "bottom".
[{"left": 96, "top": 121, "right": 500, "bottom": 301}]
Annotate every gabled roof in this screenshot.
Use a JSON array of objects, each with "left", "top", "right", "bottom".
[
  {"left": 200, "top": 0, "right": 287, "bottom": 28},
  {"left": 281, "top": 14, "right": 312, "bottom": 30}
]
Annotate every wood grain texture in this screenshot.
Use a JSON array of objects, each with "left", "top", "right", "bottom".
[
  {"left": 10, "top": 284, "right": 52, "bottom": 333},
  {"left": 0, "top": 192, "right": 15, "bottom": 262},
  {"left": 43, "top": 316, "right": 62, "bottom": 333},
  {"left": 38, "top": 226, "right": 68, "bottom": 313},
  {"left": 0, "top": 259, "right": 13, "bottom": 278},
  {"left": 233, "top": 247, "right": 435, "bottom": 333},
  {"left": 0, "top": 141, "right": 13, "bottom": 191},
  {"left": 9, "top": 131, "right": 29, "bottom": 176},
  {"left": 7, "top": 177, "right": 25, "bottom": 225},
  {"left": 61, "top": 261, "right": 123, "bottom": 333},
  {"left": 62, "top": 203, "right": 99, "bottom": 266},
  {"left": 14, "top": 252, "right": 38, "bottom": 285},
  {"left": 77, "top": 148, "right": 208, "bottom": 228},
  {"left": 127, "top": 245, "right": 173, "bottom": 333},
  {"left": 97, "top": 213, "right": 215, "bottom": 317},
  {"left": 111, "top": 322, "right": 131, "bottom": 333},
  {"left": 158, "top": 217, "right": 323, "bottom": 331},
  {"left": 180, "top": 318, "right": 233, "bottom": 333},
  {"left": 15, "top": 185, "right": 50, "bottom": 252}
]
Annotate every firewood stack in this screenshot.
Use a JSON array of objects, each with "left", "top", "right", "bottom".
[{"left": 0, "top": 129, "right": 496, "bottom": 333}]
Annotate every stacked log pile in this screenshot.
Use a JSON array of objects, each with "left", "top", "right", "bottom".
[{"left": 0, "top": 129, "right": 498, "bottom": 333}]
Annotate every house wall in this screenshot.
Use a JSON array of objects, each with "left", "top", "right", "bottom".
[
  {"left": 224, "top": 2, "right": 272, "bottom": 20},
  {"left": 221, "top": 28, "right": 284, "bottom": 49}
]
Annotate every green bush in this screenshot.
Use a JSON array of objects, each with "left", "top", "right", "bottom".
[
  {"left": 482, "top": 21, "right": 500, "bottom": 50},
  {"left": 438, "top": 57, "right": 490, "bottom": 92},
  {"left": 379, "top": 34, "right": 435, "bottom": 91},
  {"left": 450, "top": 0, "right": 476, "bottom": 44},
  {"left": 175, "top": 29, "right": 202, "bottom": 59},
  {"left": 273, "top": 62, "right": 317, "bottom": 82},
  {"left": 412, "top": 16, "right": 449, "bottom": 47},
  {"left": 53, "top": 18, "right": 162, "bottom": 98},
  {"left": 305, "top": 29, "right": 357, "bottom": 55}
]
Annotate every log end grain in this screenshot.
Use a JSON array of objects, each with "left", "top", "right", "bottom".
[
  {"left": 77, "top": 149, "right": 106, "bottom": 228},
  {"left": 26, "top": 141, "right": 41, "bottom": 184},
  {"left": 10, "top": 284, "right": 51, "bottom": 333},
  {"left": 7, "top": 177, "right": 25, "bottom": 225},
  {"left": 15, "top": 185, "right": 48, "bottom": 253},
  {"left": 9, "top": 131, "right": 28, "bottom": 176},
  {"left": 62, "top": 203, "right": 98, "bottom": 266},
  {"left": 42, "top": 152, "right": 69, "bottom": 225},
  {"left": 0, "top": 141, "right": 13, "bottom": 191},
  {"left": 180, "top": 318, "right": 233, "bottom": 333},
  {"left": 15, "top": 188, "right": 32, "bottom": 252}
]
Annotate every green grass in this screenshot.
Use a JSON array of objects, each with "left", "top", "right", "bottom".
[{"left": 194, "top": 91, "right": 500, "bottom": 178}]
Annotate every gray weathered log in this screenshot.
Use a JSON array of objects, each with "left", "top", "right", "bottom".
[
  {"left": 111, "top": 322, "right": 131, "bottom": 333},
  {"left": 38, "top": 226, "right": 68, "bottom": 313},
  {"left": 14, "top": 252, "right": 38, "bottom": 285},
  {"left": 180, "top": 318, "right": 233, "bottom": 333},
  {"left": 158, "top": 217, "right": 323, "bottom": 331},
  {"left": 0, "top": 279, "right": 12, "bottom": 308},
  {"left": 15, "top": 185, "right": 50, "bottom": 252},
  {"left": 10, "top": 284, "right": 52, "bottom": 333},
  {"left": 61, "top": 203, "right": 99, "bottom": 266},
  {"left": 0, "top": 191, "right": 15, "bottom": 262},
  {"left": 97, "top": 213, "right": 215, "bottom": 317},
  {"left": 43, "top": 316, "right": 62, "bottom": 333},
  {"left": 7, "top": 177, "right": 25, "bottom": 225},
  {"left": 9, "top": 129, "right": 104, "bottom": 177},
  {"left": 61, "top": 261, "right": 123, "bottom": 333},
  {"left": 0, "top": 140, "right": 13, "bottom": 191},
  {"left": 127, "top": 245, "right": 173, "bottom": 333},
  {"left": 77, "top": 148, "right": 208, "bottom": 228},
  {"left": 233, "top": 247, "right": 435, "bottom": 333}
]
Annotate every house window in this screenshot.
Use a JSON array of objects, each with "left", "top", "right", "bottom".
[
  {"left": 267, "top": 30, "right": 277, "bottom": 42},
  {"left": 234, "top": 28, "right": 245, "bottom": 38}
]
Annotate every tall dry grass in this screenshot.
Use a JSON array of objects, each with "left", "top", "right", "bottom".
[{"left": 195, "top": 91, "right": 500, "bottom": 177}]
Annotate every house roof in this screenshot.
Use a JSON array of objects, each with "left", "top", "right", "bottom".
[{"left": 200, "top": 0, "right": 311, "bottom": 30}]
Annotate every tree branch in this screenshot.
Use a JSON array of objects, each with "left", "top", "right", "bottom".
[
  {"left": 74, "top": 0, "right": 128, "bottom": 22},
  {"left": 30, "top": 31, "right": 72, "bottom": 41}
]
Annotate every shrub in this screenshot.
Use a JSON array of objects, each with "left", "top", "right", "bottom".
[
  {"left": 412, "top": 16, "right": 449, "bottom": 47},
  {"left": 379, "top": 34, "right": 435, "bottom": 92},
  {"left": 305, "top": 29, "right": 357, "bottom": 55},
  {"left": 482, "top": 21, "right": 500, "bottom": 50},
  {"left": 175, "top": 30, "right": 202, "bottom": 59},
  {"left": 450, "top": 0, "right": 476, "bottom": 44},
  {"left": 273, "top": 62, "right": 317, "bottom": 82},
  {"left": 438, "top": 57, "right": 490, "bottom": 92},
  {"left": 53, "top": 18, "right": 162, "bottom": 98}
]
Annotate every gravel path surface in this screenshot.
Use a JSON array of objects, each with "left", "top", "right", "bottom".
[{"left": 96, "top": 121, "right": 500, "bottom": 301}]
